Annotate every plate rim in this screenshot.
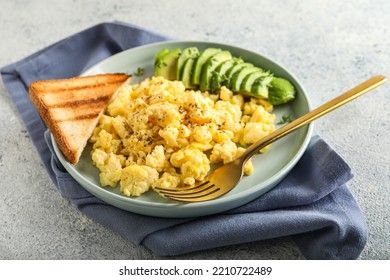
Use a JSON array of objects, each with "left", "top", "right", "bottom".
[{"left": 51, "top": 40, "right": 314, "bottom": 217}]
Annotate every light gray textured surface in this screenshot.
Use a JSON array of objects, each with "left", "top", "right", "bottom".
[{"left": 0, "top": 0, "right": 389, "bottom": 260}]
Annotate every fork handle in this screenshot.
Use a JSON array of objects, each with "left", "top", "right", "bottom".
[{"left": 240, "top": 75, "right": 387, "bottom": 163}]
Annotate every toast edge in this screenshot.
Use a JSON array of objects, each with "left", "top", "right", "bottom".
[{"left": 28, "top": 85, "right": 79, "bottom": 164}]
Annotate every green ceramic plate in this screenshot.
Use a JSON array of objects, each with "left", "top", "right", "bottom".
[{"left": 51, "top": 41, "right": 313, "bottom": 218}]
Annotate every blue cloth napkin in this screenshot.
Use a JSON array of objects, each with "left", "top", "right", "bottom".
[{"left": 1, "top": 21, "right": 367, "bottom": 259}]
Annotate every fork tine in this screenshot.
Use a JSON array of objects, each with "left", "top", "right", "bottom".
[
  {"left": 153, "top": 177, "right": 227, "bottom": 202},
  {"left": 164, "top": 186, "right": 219, "bottom": 199},
  {"left": 154, "top": 180, "right": 213, "bottom": 195},
  {"left": 159, "top": 184, "right": 217, "bottom": 197},
  {"left": 163, "top": 187, "right": 224, "bottom": 202}
]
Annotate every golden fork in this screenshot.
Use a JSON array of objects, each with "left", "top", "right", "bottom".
[{"left": 154, "top": 75, "right": 386, "bottom": 202}]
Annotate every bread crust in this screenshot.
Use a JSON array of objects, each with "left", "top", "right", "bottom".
[{"left": 29, "top": 73, "right": 130, "bottom": 164}]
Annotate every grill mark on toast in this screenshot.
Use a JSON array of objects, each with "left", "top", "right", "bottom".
[
  {"left": 50, "top": 95, "right": 110, "bottom": 108},
  {"left": 57, "top": 112, "right": 101, "bottom": 122}
]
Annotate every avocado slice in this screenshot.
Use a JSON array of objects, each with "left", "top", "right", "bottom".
[
  {"left": 224, "top": 62, "right": 253, "bottom": 88},
  {"left": 240, "top": 70, "right": 269, "bottom": 92},
  {"left": 155, "top": 48, "right": 181, "bottom": 80},
  {"left": 155, "top": 48, "right": 169, "bottom": 61},
  {"left": 251, "top": 76, "right": 274, "bottom": 99},
  {"left": 176, "top": 47, "right": 199, "bottom": 80},
  {"left": 210, "top": 58, "right": 243, "bottom": 91},
  {"left": 191, "top": 48, "right": 221, "bottom": 85},
  {"left": 181, "top": 57, "right": 197, "bottom": 89},
  {"left": 267, "top": 77, "right": 296, "bottom": 105},
  {"left": 154, "top": 48, "right": 170, "bottom": 69},
  {"left": 199, "top": 50, "right": 233, "bottom": 91},
  {"left": 230, "top": 66, "right": 262, "bottom": 92}
]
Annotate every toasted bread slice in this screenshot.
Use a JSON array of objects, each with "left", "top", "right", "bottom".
[{"left": 29, "top": 73, "right": 131, "bottom": 164}]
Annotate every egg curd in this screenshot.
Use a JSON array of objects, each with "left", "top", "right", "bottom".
[{"left": 89, "top": 76, "right": 276, "bottom": 197}]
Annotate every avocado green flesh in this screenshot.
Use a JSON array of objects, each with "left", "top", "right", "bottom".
[
  {"left": 192, "top": 48, "right": 221, "bottom": 85},
  {"left": 155, "top": 48, "right": 181, "bottom": 80},
  {"left": 225, "top": 62, "right": 253, "bottom": 88},
  {"left": 230, "top": 66, "right": 261, "bottom": 92},
  {"left": 210, "top": 58, "right": 241, "bottom": 92},
  {"left": 200, "top": 50, "right": 233, "bottom": 91},
  {"left": 251, "top": 76, "right": 274, "bottom": 99},
  {"left": 241, "top": 71, "right": 268, "bottom": 92},
  {"left": 268, "top": 77, "right": 296, "bottom": 105},
  {"left": 181, "top": 57, "right": 196, "bottom": 89},
  {"left": 155, "top": 48, "right": 169, "bottom": 62},
  {"left": 176, "top": 47, "right": 199, "bottom": 80}
]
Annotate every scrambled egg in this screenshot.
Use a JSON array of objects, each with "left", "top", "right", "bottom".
[{"left": 89, "top": 77, "right": 275, "bottom": 197}]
